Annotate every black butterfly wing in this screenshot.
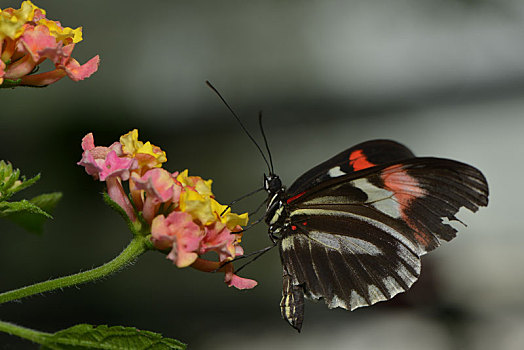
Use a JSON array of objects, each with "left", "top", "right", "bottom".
[
  {"left": 279, "top": 157, "right": 488, "bottom": 331},
  {"left": 279, "top": 209, "right": 421, "bottom": 331},
  {"left": 286, "top": 139, "right": 415, "bottom": 199}
]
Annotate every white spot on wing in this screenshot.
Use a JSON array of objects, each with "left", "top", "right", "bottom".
[
  {"left": 372, "top": 198, "right": 402, "bottom": 219},
  {"left": 308, "top": 231, "right": 383, "bottom": 255},
  {"left": 368, "top": 284, "right": 387, "bottom": 303},
  {"left": 328, "top": 166, "right": 346, "bottom": 178},
  {"left": 352, "top": 178, "right": 401, "bottom": 218},
  {"left": 302, "top": 195, "right": 355, "bottom": 205},
  {"left": 280, "top": 236, "right": 295, "bottom": 251},
  {"left": 382, "top": 276, "right": 405, "bottom": 296},
  {"left": 349, "top": 290, "right": 368, "bottom": 310},
  {"left": 397, "top": 244, "right": 421, "bottom": 269},
  {"left": 328, "top": 294, "right": 348, "bottom": 309},
  {"left": 305, "top": 290, "right": 322, "bottom": 300},
  {"left": 396, "top": 264, "right": 419, "bottom": 286}
]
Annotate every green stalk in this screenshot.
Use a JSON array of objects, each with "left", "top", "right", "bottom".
[
  {"left": 0, "top": 235, "right": 149, "bottom": 304},
  {"left": 0, "top": 320, "right": 50, "bottom": 344}
]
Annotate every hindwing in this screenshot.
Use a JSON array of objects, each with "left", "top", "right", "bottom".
[{"left": 280, "top": 209, "right": 421, "bottom": 311}]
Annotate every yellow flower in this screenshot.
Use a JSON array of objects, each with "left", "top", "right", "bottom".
[
  {"left": 177, "top": 170, "right": 248, "bottom": 229},
  {"left": 120, "top": 129, "right": 142, "bottom": 154},
  {"left": 37, "top": 18, "right": 82, "bottom": 44},
  {"left": 178, "top": 190, "right": 215, "bottom": 225},
  {"left": 120, "top": 129, "right": 167, "bottom": 171},
  {"left": 0, "top": 1, "right": 41, "bottom": 40},
  {"left": 211, "top": 199, "right": 248, "bottom": 230},
  {"left": 176, "top": 170, "right": 213, "bottom": 196}
]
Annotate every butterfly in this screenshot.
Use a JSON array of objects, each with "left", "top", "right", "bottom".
[
  {"left": 262, "top": 139, "right": 488, "bottom": 332},
  {"left": 205, "top": 81, "right": 489, "bottom": 332}
]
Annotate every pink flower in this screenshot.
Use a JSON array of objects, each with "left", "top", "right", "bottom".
[
  {"left": 77, "top": 133, "right": 137, "bottom": 221},
  {"left": 190, "top": 257, "right": 258, "bottom": 290},
  {"left": 131, "top": 168, "right": 181, "bottom": 224},
  {"left": 0, "top": 1, "right": 99, "bottom": 88},
  {"left": 77, "top": 133, "right": 136, "bottom": 182},
  {"left": 200, "top": 223, "right": 258, "bottom": 289},
  {"left": 224, "top": 265, "right": 258, "bottom": 290},
  {"left": 200, "top": 222, "right": 238, "bottom": 258},
  {"left": 150, "top": 196, "right": 257, "bottom": 289},
  {"left": 151, "top": 211, "right": 203, "bottom": 268}
]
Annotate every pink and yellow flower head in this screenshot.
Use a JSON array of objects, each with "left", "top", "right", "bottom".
[
  {"left": 120, "top": 129, "right": 167, "bottom": 173},
  {"left": 0, "top": 1, "right": 99, "bottom": 87},
  {"left": 78, "top": 130, "right": 256, "bottom": 290}
]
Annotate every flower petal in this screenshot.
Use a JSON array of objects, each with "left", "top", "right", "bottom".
[
  {"left": 0, "top": 1, "right": 40, "bottom": 40},
  {"left": 98, "top": 150, "right": 136, "bottom": 181},
  {"left": 19, "top": 68, "right": 66, "bottom": 86},
  {"left": 62, "top": 54, "right": 100, "bottom": 81},
  {"left": 81, "top": 133, "right": 95, "bottom": 151},
  {"left": 119, "top": 130, "right": 166, "bottom": 171},
  {"left": 132, "top": 168, "right": 178, "bottom": 204},
  {"left": 18, "top": 25, "right": 57, "bottom": 62},
  {"left": 151, "top": 211, "right": 204, "bottom": 268},
  {"left": 226, "top": 274, "right": 258, "bottom": 290},
  {"left": 179, "top": 190, "right": 216, "bottom": 225}
]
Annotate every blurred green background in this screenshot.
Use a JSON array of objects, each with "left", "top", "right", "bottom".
[{"left": 1, "top": 0, "right": 524, "bottom": 349}]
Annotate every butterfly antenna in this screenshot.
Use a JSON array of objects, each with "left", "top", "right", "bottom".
[
  {"left": 206, "top": 81, "right": 272, "bottom": 174},
  {"left": 259, "top": 111, "right": 274, "bottom": 174}
]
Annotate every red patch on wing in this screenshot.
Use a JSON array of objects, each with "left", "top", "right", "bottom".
[
  {"left": 381, "top": 164, "right": 429, "bottom": 246},
  {"left": 287, "top": 191, "right": 306, "bottom": 204},
  {"left": 291, "top": 225, "right": 297, "bottom": 231},
  {"left": 349, "top": 149, "right": 375, "bottom": 171}
]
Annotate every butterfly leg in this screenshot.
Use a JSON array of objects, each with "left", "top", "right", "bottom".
[
  {"left": 280, "top": 268, "right": 305, "bottom": 332},
  {"left": 220, "top": 187, "right": 265, "bottom": 216}
]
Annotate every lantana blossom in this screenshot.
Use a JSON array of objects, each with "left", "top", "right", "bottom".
[
  {"left": 131, "top": 168, "right": 182, "bottom": 224},
  {"left": 0, "top": 1, "right": 99, "bottom": 88},
  {"left": 78, "top": 130, "right": 256, "bottom": 289}
]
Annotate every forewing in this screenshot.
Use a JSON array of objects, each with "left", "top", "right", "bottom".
[
  {"left": 286, "top": 139, "right": 415, "bottom": 198},
  {"left": 291, "top": 157, "right": 489, "bottom": 253}
]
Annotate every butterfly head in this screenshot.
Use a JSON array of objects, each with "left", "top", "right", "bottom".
[{"left": 264, "top": 173, "right": 283, "bottom": 195}]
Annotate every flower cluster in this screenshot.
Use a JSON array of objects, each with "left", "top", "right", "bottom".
[
  {"left": 0, "top": 1, "right": 99, "bottom": 88},
  {"left": 78, "top": 130, "right": 256, "bottom": 289}
]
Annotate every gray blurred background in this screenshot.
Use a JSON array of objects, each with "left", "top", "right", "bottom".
[{"left": 1, "top": 0, "right": 523, "bottom": 349}]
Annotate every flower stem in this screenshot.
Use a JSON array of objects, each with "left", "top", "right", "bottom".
[
  {"left": 0, "top": 320, "right": 50, "bottom": 344},
  {"left": 0, "top": 235, "right": 150, "bottom": 304}
]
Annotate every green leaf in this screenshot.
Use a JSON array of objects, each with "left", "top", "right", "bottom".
[
  {"left": 39, "top": 324, "right": 186, "bottom": 350},
  {"left": 0, "top": 160, "right": 40, "bottom": 201},
  {"left": 1, "top": 192, "right": 62, "bottom": 234},
  {"left": 0, "top": 199, "right": 51, "bottom": 218},
  {"left": 29, "top": 192, "right": 62, "bottom": 214},
  {"left": 11, "top": 173, "right": 41, "bottom": 194}
]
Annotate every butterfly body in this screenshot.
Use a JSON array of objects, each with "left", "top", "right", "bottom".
[{"left": 263, "top": 139, "right": 488, "bottom": 332}]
